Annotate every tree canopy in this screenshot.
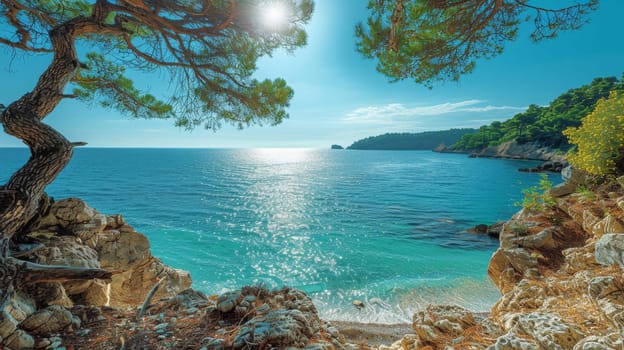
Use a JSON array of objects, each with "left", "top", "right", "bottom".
[
  {"left": 0, "top": 0, "right": 313, "bottom": 129},
  {"left": 357, "top": 0, "right": 598, "bottom": 86}
]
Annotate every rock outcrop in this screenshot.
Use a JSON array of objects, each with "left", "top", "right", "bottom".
[
  {"left": 467, "top": 141, "right": 567, "bottom": 162},
  {"left": 1, "top": 198, "right": 191, "bottom": 349}
]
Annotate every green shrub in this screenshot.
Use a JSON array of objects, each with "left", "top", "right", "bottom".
[
  {"left": 516, "top": 174, "right": 556, "bottom": 212},
  {"left": 509, "top": 222, "right": 530, "bottom": 236},
  {"left": 574, "top": 185, "right": 596, "bottom": 203},
  {"left": 564, "top": 91, "right": 624, "bottom": 176}
]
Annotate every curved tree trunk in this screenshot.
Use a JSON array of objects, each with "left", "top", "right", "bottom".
[{"left": 0, "top": 8, "right": 113, "bottom": 309}]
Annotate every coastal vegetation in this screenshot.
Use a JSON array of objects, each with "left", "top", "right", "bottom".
[
  {"left": 564, "top": 91, "right": 624, "bottom": 176},
  {"left": 347, "top": 128, "right": 475, "bottom": 150},
  {"left": 515, "top": 174, "right": 556, "bottom": 212},
  {"left": 451, "top": 76, "right": 624, "bottom": 152}
]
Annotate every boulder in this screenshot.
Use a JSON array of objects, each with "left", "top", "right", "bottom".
[
  {"left": 35, "top": 198, "right": 96, "bottom": 229},
  {"left": 233, "top": 309, "right": 318, "bottom": 348},
  {"left": 2, "top": 329, "right": 34, "bottom": 350},
  {"left": 515, "top": 313, "right": 584, "bottom": 349},
  {"left": 411, "top": 305, "right": 477, "bottom": 344},
  {"left": 552, "top": 166, "right": 588, "bottom": 197},
  {"left": 95, "top": 228, "right": 151, "bottom": 271},
  {"left": 592, "top": 216, "right": 624, "bottom": 239},
  {"left": 19, "top": 305, "right": 73, "bottom": 336},
  {"left": 595, "top": 233, "right": 624, "bottom": 268},
  {"left": 29, "top": 236, "right": 101, "bottom": 295},
  {"left": 106, "top": 257, "right": 192, "bottom": 307},
  {"left": 487, "top": 331, "right": 538, "bottom": 350},
  {"left": 216, "top": 290, "right": 241, "bottom": 313}
]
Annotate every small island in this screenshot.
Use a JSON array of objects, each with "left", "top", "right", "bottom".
[{"left": 331, "top": 144, "right": 344, "bottom": 150}]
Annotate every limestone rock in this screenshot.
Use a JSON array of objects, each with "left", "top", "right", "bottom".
[
  {"left": 95, "top": 228, "right": 151, "bottom": 271},
  {"left": 503, "top": 247, "right": 539, "bottom": 272},
  {"left": 0, "top": 309, "right": 18, "bottom": 342},
  {"left": 29, "top": 236, "right": 101, "bottom": 295},
  {"left": 30, "top": 236, "right": 100, "bottom": 269},
  {"left": 588, "top": 276, "right": 624, "bottom": 333},
  {"left": 514, "top": 313, "right": 584, "bottom": 349},
  {"left": 36, "top": 198, "right": 96, "bottom": 228},
  {"left": 216, "top": 290, "right": 242, "bottom": 313},
  {"left": 582, "top": 209, "right": 602, "bottom": 234},
  {"left": 3, "top": 329, "right": 34, "bottom": 350},
  {"left": 28, "top": 282, "right": 74, "bottom": 308},
  {"left": 573, "top": 333, "right": 623, "bottom": 350},
  {"left": 20, "top": 305, "right": 73, "bottom": 336},
  {"left": 487, "top": 331, "right": 538, "bottom": 350},
  {"left": 5, "top": 292, "right": 36, "bottom": 324},
  {"left": 79, "top": 280, "right": 110, "bottom": 306},
  {"left": 161, "top": 288, "right": 212, "bottom": 312},
  {"left": 492, "top": 280, "right": 548, "bottom": 317},
  {"left": 592, "top": 215, "right": 624, "bottom": 239},
  {"left": 410, "top": 305, "right": 476, "bottom": 345},
  {"left": 70, "top": 213, "right": 108, "bottom": 248},
  {"left": 512, "top": 228, "right": 556, "bottom": 249},
  {"left": 233, "top": 309, "right": 318, "bottom": 349},
  {"left": 595, "top": 233, "right": 624, "bottom": 268},
  {"left": 563, "top": 243, "right": 598, "bottom": 274},
  {"left": 106, "top": 257, "right": 192, "bottom": 307},
  {"left": 488, "top": 249, "right": 518, "bottom": 293}
]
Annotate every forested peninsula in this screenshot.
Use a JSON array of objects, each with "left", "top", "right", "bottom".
[{"left": 347, "top": 128, "right": 476, "bottom": 150}]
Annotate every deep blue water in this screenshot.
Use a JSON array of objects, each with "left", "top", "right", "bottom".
[{"left": 1, "top": 148, "right": 553, "bottom": 322}]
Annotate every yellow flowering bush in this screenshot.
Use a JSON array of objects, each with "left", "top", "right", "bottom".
[{"left": 564, "top": 91, "right": 624, "bottom": 175}]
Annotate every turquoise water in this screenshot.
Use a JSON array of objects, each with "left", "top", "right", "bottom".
[{"left": 2, "top": 148, "right": 552, "bottom": 322}]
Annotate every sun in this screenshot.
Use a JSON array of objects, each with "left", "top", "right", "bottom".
[{"left": 260, "top": 3, "right": 289, "bottom": 30}]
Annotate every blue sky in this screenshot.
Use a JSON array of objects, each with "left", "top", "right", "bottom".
[{"left": 1, "top": 0, "right": 623, "bottom": 148}]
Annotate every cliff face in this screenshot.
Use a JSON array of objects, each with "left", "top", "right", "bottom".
[
  {"left": 439, "top": 140, "right": 568, "bottom": 163},
  {"left": 468, "top": 141, "right": 567, "bottom": 162}
]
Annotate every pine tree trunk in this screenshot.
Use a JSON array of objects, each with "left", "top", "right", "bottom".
[{"left": 0, "top": 10, "right": 113, "bottom": 309}]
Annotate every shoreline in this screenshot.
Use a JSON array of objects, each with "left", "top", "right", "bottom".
[
  {"left": 330, "top": 321, "right": 414, "bottom": 346},
  {"left": 330, "top": 311, "right": 490, "bottom": 346}
]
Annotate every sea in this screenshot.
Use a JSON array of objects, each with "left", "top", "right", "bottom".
[{"left": 1, "top": 148, "right": 557, "bottom": 323}]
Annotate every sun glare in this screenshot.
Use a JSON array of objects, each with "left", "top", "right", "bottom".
[{"left": 261, "top": 3, "right": 289, "bottom": 30}]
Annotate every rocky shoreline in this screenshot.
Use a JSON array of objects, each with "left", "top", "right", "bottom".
[
  {"left": 436, "top": 141, "right": 568, "bottom": 164},
  {"left": 2, "top": 167, "right": 624, "bottom": 349}
]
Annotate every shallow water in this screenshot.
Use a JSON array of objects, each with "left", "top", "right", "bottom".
[{"left": 1, "top": 148, "right": 554, "bottom": 323}]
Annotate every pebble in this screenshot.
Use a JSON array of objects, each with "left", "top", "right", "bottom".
[
  {"left": 36, "top": 338, "right": 51, "bottom": 349},
  {"left": 185, "top": 307, "right": 199, "bottom": 314},
  {"left": 75, "top": 328, "right": 91, "bottom": 337},
  {"left": 352, "top": 300, "right": 365, "bottom": 309},
  {"left": 158, "top": 335, "right": 167, "bottom": 340},
  {"left": 256, "top": 304, "right": 271, "bottom": 315},
  {"left": 46, "top": 339, "right": 62, "bottom": 349},
  {"left": 154, "top": 323, "right": 169, "bottom": 331}
]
